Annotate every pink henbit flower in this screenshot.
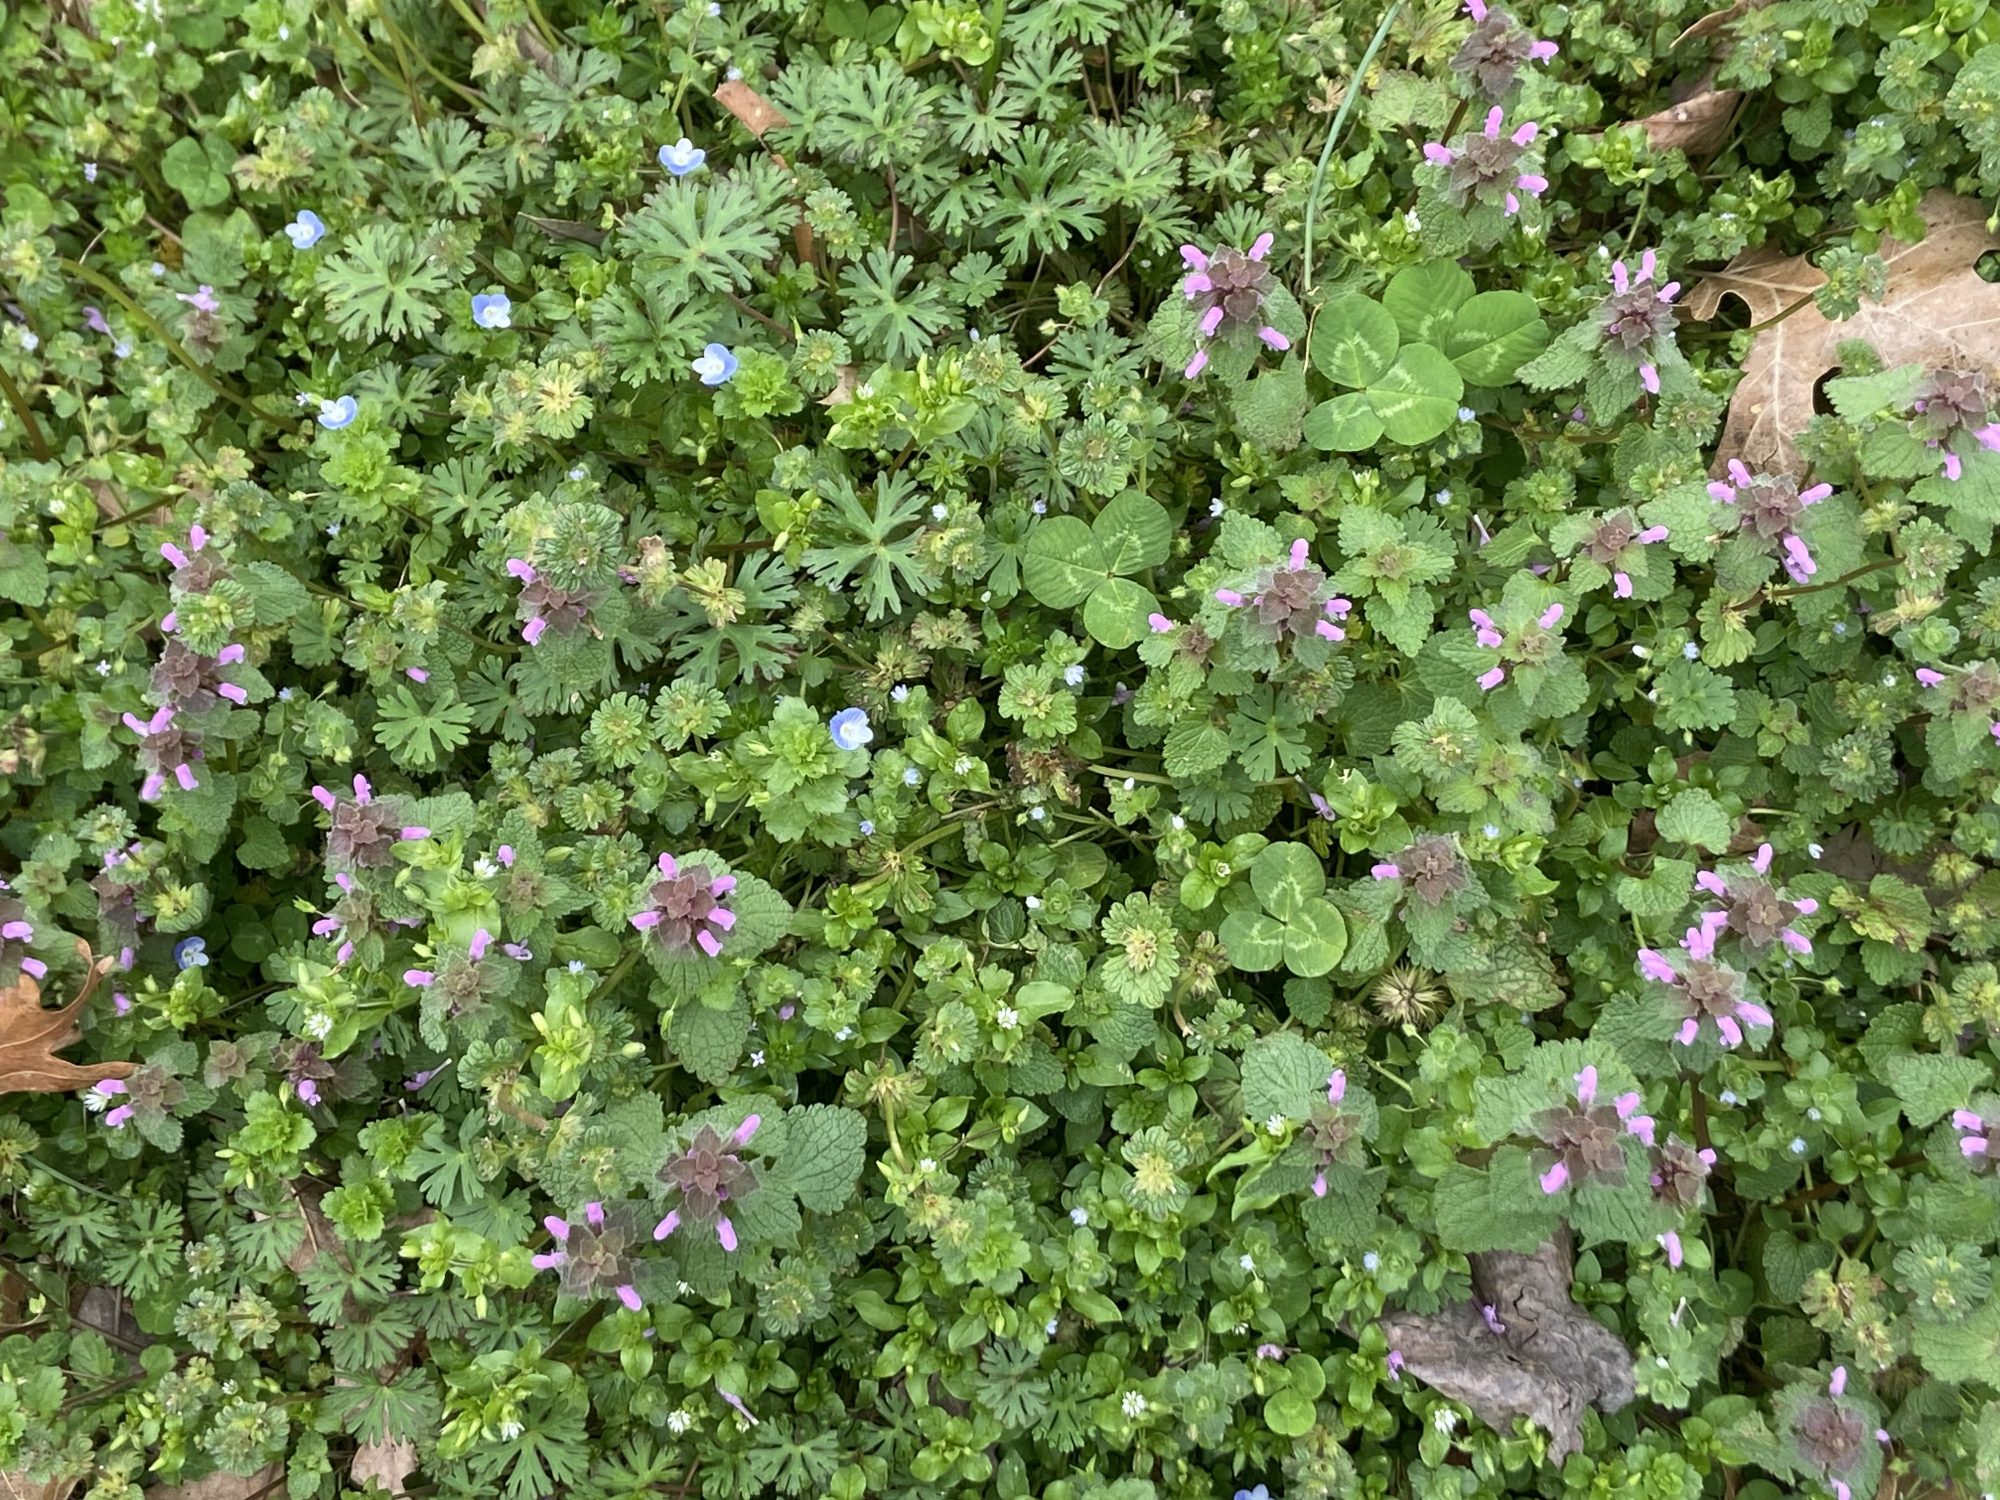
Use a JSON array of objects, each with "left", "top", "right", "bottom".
[
  {"left": 309, "top": 774, "right": 430, "bottom": 870},
  {"left": 1638, "top": 926, "right": 1771, "bottom": 1048},
  {"left": 1651, "top": 1138, "right": 1717, "bottom": 1208},
  {"left": 1423, "top": 108, "right": 1547, "bottom": 215},
  {"left": 1582, "top": 510, "right": 1670, "bottom": 597},
  {"left": 1707, "top": 461, "right": 1830, "bottom": 584},
  {"left": 1303, "top": 1073, "right": 1361, "bottom": 1200},
  {"left": 1657, "top": 1230, "right": 1684, "bottom": 1268},
  {"left": 1597, "top": 250, "right": 1682, "bottom": 396},
  {"left": 1178, "top": 236, "right": 1288, "bottom": 378},
  {"left": 1956, "top": 1108, "right": 1999, "bottom": 1169},
  {"left": 1147, "top": 612, "right": 1173, "bottom": 633},
  {"left": 1454, "top": 0, "right": 1558, "bottom": 98},
  {"left": 156, "top": 524, "right": 227, "bottom": 635},
  {"left": 1386, "top": 1348, "right": 1406, "bottom": 1381},
  {"left": 175, "top": 285, "right": 221, "bottom": 314},
  {"left": 1467, "top": 600, "right": 1565, "bottom": 691},
  {"left": 1372, "top": 835, "right": 1469, "bottom": 908},
  {"left": 656, "top": 1115, "right": 763, "bottom": 1251},
  {"left": 1910, "top": 367, "right": 2000, "bottom": 482},
  {"left": 505, "top": 558, "right": 596, "bottom": 646},
  {"left": 0, "top": 889, "right": 45, "bottom": 981},
  {"left": 1694, "top": 843, "right": 1817, "bottom": 957},
  {"left": 532, "top": 1204, "right": 646, "bottom": 1308},
  {"left": 150, "top": 640, "right": 252, "bottom": 709},
  {"left": 1213, "top": 540, "right": 1354, "bottom": 647},
  {"left": 632, "top": 852, "right": 736, "bottom": 958},
  {"left": 1536, "top": 1066, "right": 1650, "bottom": 1194},
  {"left": 122, "top": 705, "right": 201, "bottom": 800},
  {"left": 84, "top": 1077, "right": 130, "bottom": 1127}
]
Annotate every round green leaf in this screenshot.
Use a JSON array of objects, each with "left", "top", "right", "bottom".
[
  {"left": 1092, "top": 491, "right": 1173, "bottom": 576},
  {"left": 1445, "top": 290, "right": 1551, "bottom": 386},
  {"left": 1308, "top": 296, "right": 1399, "bottom": 389},
  {"left": 1250, "top": 840, "right": 1326, "bottom": 921},
  {"left": 1369, "top": 344, "right": 1466, "bottom": 445},
  {"left": 1021, "top": 516, "right": 1109, "bottom": 608},
  {"left": 1264, "top": 1387, "right": 1318, "bottom": 1437},
  {"left": 1241, "top": 1032, "right": 1334, "bottom": 1119},
  {"left": 1383, "top": 262, "right": 1475, "bottom": 345},
  {"left": 1219, "top": 909, "right": 1288, "bottom": 972},
  {"left": 1302, "top": 393, "right": 1384, "bottom": 453},
  {"left": 1081, "top": 577, "right": 1157, "bottom": 648},
  {"left": 1283, "top": 899, "right": 1348, "bottom": 978}
]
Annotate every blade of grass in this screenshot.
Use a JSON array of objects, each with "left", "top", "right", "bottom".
[{"left": 1302, "top": 1, "right": 1403, "bottom": 296}]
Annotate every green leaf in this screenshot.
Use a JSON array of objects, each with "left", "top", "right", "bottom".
[
  {"left": 1250, "top": 841, "right": 1326, "bottom": 921},
  {"left": 1656, "top": 788, "right": 1735, "bottom": 852},
  {"left": 1021, "top": 516, "right": 1107, "bottom": 608},
  {"left": 1092, "top": 492, "right": 1173, "bottom": 576},
  {"left": 1382, "top": 262, "right": 1475, "bottom": 345},
  {"left": 1302, "top": 392, "right": 1383, "bottom": 452},
  {"left": 1913, "top": 1301, "right": 2000, "bottom": 1382},
  {"left": 1883, "top": 1053, "right": 1991, "bottom": 1128},
  {"left": 162, "top": 134, "right": 232, "bottom": 209},
  {"left": 1445, "top": 291, "right": 1549, "bottom": 386},
  {"left": 1231, "top": 358, "right": 1310, "bottom": 451},
  {"left": 667, "top": 999, "right": 749, "bottom": 1085},
  {"left": 780, "top": 1105, "right": 870, "bottom": 1213},
  {"left": 1369, "top": 344, "right": 1465, "bottom": 444},
  {"left": 1263, "top": 1387, "right": 1317, "bottom": 1437},
  {"left": 1240, "top": 1032, "right": 1333, "bottom": 1120},
  {"left": 1309, "top": 296, "right": 1399, "bottom": 388},
  {"left": 1219, "top": 909, "right": 1288, "bottom": 973},
  {"left": 1283, "top": 900, "right": 1347, "bottom": 977},
  {"left": 1615, "top": 857, "right": 1696, "bottom": 918},
  {"left": 1081, "top": 576, "right": 1157, "bottom": 648}
]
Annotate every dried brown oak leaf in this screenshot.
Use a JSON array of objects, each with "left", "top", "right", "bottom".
[
  {"left": 1378, "top": 1232, "right": 1635, "bottom": 1459},
  {"left": 0, "top": 941, "right": 132, "bottom": 1095},
  {"left": 1687, "top": 190, "right": 2000, "bottom": 477},
  {"left": 714, "top": 79, "right": 789, "bottom": 140},
  {"left": 1634, "top": 86, "right": 1741, "bottom": 156}
]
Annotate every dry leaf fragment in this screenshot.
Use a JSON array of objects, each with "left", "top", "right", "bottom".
[
  {"left": 143, "top": 1465, "right": 283, "bottom": 1500},
  {"left": 1635, "top": 87, "right": 1741, "bottom": 155},
  {"left": 1378, "top": 1232, "right": 1636, "bottom": 1459},
  {"left": 714, "top": 79, "right": 789, "bottom": 140},
  {"left": 1686, "top": 190, "right": 2000, "bottom": 476},
  {"left": 349, "top": 1439, "right": 419, "bottom": 1497},
  {"left": 0, "top": 941, "right": 132, "bottom": 1096}
]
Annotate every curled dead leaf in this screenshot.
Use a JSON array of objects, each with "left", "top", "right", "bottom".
[
  {"left": 1686, "top": 190, "right": 2000, "bottom": 476},
  {"left": 714, "top": 79, "right": 789, "bottom": 140},
  {"left": 1674, "top": 0, "right": 1776, "bottom": 50},
  {"left": 0, "top": 940, "right": 132, "bottom": 1096},
  {"left": 1635, "top": 88, "right": 1741, "bottom": 155}
]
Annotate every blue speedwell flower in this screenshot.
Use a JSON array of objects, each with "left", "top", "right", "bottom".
[
  {"left": 1235, "top": 1487, "right": 1272, "bottom": 1500},
  {"left": 173, "top": 936, "right": 209, "bottom": 970},
  {"left": 317, "top": 395, "right": 358, "bottom": 430},
  {"left": 471, "top": 292, "right": 513, "bottom": 330},
  {"left": 692, "top": 343, "right": 738, "bottom": 386},
  {"left": 285, "top": 210, "right": 326, "bottom": 249},
  {"left": 829, "top": 708, "right": 873, "bottom": 751},
  {"left": 658, "top": 137, "right": 706, "bottom": 176}
]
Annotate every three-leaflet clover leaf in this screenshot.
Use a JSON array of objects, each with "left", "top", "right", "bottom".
[
  {"left": 1218, "top": 841, "right": 1348, "bottom": 976},
  {"left": 1303, "top": 293, "right": 1468, "bottom": 451},
  {"left": 1021, "top": 491, "right": 1173, "bottom": 647}
]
